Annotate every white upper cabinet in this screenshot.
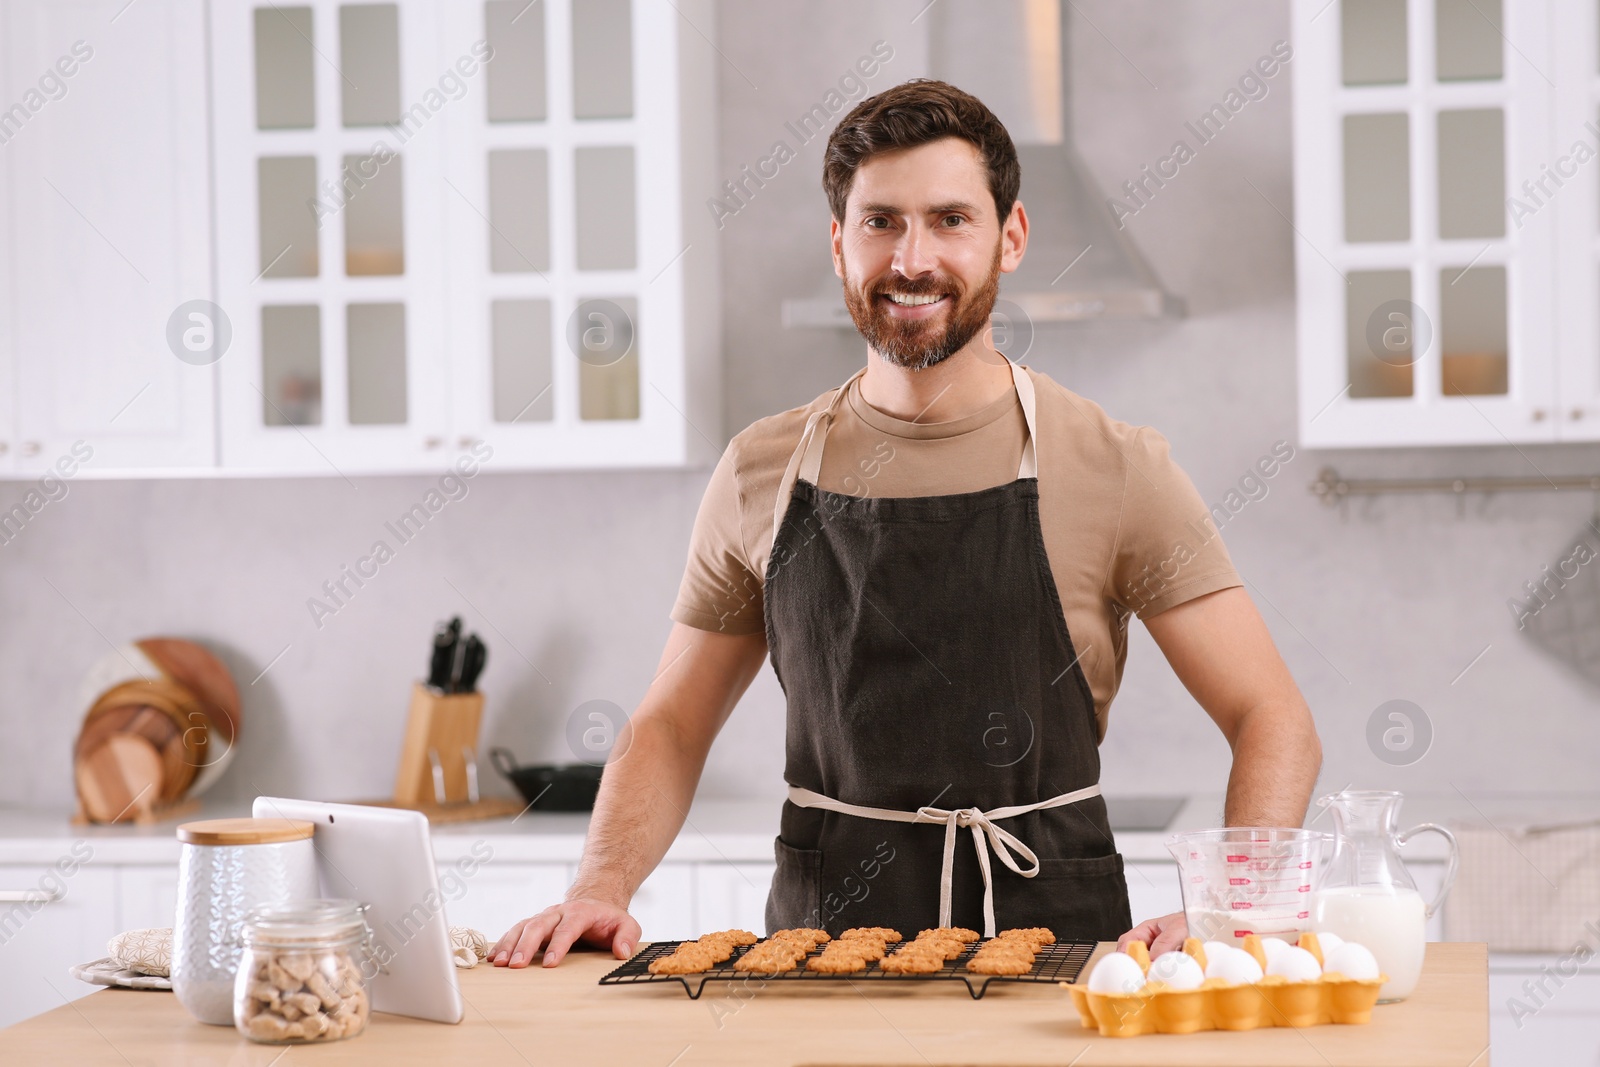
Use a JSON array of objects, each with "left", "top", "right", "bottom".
[
  {"left": 1, "top": 0, "right": 217, "bottom": 472},
  {"left": 209, "top": 0, "right": 721, "bottom": 474},
  {"left": 1549, "top": 0, "right": 1600, "bottom": 438},
  {"left": 1292, "top": 0, "right": 1562, "bottom": 447}
]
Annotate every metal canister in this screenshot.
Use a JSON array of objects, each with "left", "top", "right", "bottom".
[{"left": 170, "top": 818, "right": 317, "bottom": 1025}]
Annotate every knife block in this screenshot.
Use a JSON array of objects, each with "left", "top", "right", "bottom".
[{"left": 393, "top": 682, "right": 483, "bottom": 807}]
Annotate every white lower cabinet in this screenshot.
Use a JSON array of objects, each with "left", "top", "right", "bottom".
[
  {"left": 1489, "top": 965, "right": 1600, "bottom": 1067},
  {"left": 440, "top": 859, "right": 570, "bottom": 944},
  {"left": 693, "top": 862, "right": 777, "bottom": 934},
  {"left": 116, "top": 865, "right": 181, "bottom": 932},
  {"left": 0, "top": 863, "right": 119, "bottom": 1031},
  {"left": 1124, "top": 862, "right": 1183, "bottom": 926}
]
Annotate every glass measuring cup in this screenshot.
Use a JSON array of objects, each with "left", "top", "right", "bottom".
[{"left": 1165, "top": 828, "right": 1332, "bottom": 944}]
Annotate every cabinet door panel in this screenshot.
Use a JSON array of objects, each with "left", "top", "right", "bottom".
[
  {"left": 1124, "top": 862, "right": 1183, "bottom": 927},
  {"left": 693, "top": 862, "right": 774, "bottom": 934},
  {"left": 211, "top": 0, "right": 448, "bottom": 473},
  {"left": 116, "top": 865, "right": 180, "bottom": 933},
  {"left": 0, "top": 865, "right": 118, "bottom": 1029},
  {"left": 438, "top": 860, "right": 570, "bottom": 944},
  {"left": 629, "top": 864, "right": 694, "bottom": 942},
  {"left": 4, "top": 0, "right": 215, "bottom": 472}
]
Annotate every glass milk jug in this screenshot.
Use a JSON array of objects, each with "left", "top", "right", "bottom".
[{"left": 1311, "top": 790, "right": 1459, "bottom": 1003}]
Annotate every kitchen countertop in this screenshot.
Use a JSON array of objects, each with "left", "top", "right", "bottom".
[
  {"left": 0, "top": 941, "right": 1490, "bottom": 1065},
  {"left": 0, "top": 791, "right": 1590, "bottom": 865}
]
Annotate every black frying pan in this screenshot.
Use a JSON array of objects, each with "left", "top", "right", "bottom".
[{"left": 489, "top": 748, "right": 604, "bottom": 812}]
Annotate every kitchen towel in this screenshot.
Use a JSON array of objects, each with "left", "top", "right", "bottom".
[{"left": 1445, "top": 820, "right": 1600, "bottom": 951}]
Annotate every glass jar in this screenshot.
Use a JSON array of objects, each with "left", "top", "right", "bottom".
[{"left": 233, "top": 899, "right": 374, "bottom": 1044}]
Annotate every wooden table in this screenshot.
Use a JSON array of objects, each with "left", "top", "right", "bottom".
[{"left": 0, "top": 942, "right": 1490, "bottom": 1065}]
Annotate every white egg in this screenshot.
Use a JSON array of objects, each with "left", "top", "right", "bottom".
[
  {"left": 1266, "top": 945, "right": 1323, "bottom": 982},
  {"left": 1205, "top": 946, "right": 1263, "bottom": 984},
  {"left": 1201, "top": 940, "right": 1234, "bottom": 961},
  {"left": 1322, "top": 942, "right": 1380, "bottom": 981},
  {"left": 1260, "top": 937, "right": 1294, "bottom": 967},
  {"left": 1087, "top": 952, "right": 1147, "bottom": 995},
  {"left": 1314, "top": 931, "right": 1346, "bottom": 956},
  {"left": 1147, "top": 950, "right": 1205, "bottom": 990}
]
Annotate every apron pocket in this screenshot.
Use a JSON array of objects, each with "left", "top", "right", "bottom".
[
  {"left": 994, "top": 851, "right": 1132, "bottom": 942},
  {"left": 765, "top": 836, "right": 823, "bottom": 934}
]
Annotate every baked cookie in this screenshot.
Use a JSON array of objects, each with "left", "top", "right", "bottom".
[
  {"left": 702, "top": 929, "right": 759, "bottom": 947},
  {"left": 828, "top": 939, "right": 886, "bottom": 962},
  {"left": 966, "top": 954, "right": 1033, "bottom": 975},
  {"left": 840, "top": 927, "right": 903, "bottom": 944},
  {"left": 806, "top": 952, "right": 867, "bottom": 973},
  {"left": 997, "top": 927, "right": 1056, "bottom": 947},
  {"left": 649, "top": 948, "right": 714, "bottom": 975},
  {"left": 771, "top": 928, "right": 830, "bottom": 950},
  {"left": 901, "top": 937, "right": 964, "bottom": 960},
  {"left": 917, "top": 927, "right": 980, "bottom": 943},
  {"left": 880, "top": 950, "right": 943, "bottom": 974},
  {"left": 732, "top": 950, "right": 801, "bottom": 974}
]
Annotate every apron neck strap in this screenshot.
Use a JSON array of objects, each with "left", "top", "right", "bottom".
[{"left": 772, "top": 360, "right": 1038, "bottom": 550}]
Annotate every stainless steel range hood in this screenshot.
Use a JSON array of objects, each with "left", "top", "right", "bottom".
[{"left": 781, "top": 0, "right": 1183, "bottom": 328}]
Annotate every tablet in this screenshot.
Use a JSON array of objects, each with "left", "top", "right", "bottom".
[{"left": 252, "top": 797, "right": 464, "bottom": 1025}]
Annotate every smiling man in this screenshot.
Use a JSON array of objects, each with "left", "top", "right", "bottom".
[{"left": 490, "top": 79, "right": 1322, "bottom": 968}]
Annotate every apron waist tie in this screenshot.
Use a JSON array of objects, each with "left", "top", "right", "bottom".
[{"left": 785, "top": 782, "right": 1103, "bottom": 937}]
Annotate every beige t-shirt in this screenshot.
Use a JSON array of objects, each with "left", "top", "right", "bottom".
[{"left": 670, "top": 364, "right": 1242, "bottom": 741}]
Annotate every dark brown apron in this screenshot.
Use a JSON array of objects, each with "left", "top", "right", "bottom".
[{"left": 762, "top": 361, "right": 1131, "bottom": 939}]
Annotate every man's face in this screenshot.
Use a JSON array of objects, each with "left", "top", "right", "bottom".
[{"left": 832, "top": 137, "right": 1023, "bottom": 370}]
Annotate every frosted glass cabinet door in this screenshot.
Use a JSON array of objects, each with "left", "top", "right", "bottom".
[
  {"left": 2, "top": 0, "right": 216, "bottom": 473},
  {"left": 210, "top": 0, "right": 450, "bottom": 473},
  {"left": 1292, "top": 0, "right": 1557, "bottom": 447}
]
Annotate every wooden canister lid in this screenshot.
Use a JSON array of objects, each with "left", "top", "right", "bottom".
[{"left": 177, "top": 817, "right": 314, "bottom": 846}]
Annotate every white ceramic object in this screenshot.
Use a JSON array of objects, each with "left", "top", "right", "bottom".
[{"left": 170, "top": 835, "right": 316, "bottom": 1025}]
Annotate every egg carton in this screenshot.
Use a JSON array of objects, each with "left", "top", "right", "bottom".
[{"left": 1064, "top": 933, "right": 1387, "bottom": 1037}]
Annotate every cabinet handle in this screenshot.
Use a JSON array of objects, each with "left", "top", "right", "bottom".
[
  {"left": 423, "top": 436, "right": 444, "bottom": 449},
  {"left": 0, "top": 887, "right": 64, "bottom": 903},
  {"left": 457, "top": 436, "right": 481, "bottom": 450},
  {"left": 0, "top": 442, "right": 8, "bottom": 455},
  {"left": 1571, "top": 409, "right": 1585, "bottom": 421},
  {"left": 20, "top": 441, "right": 40, "bottom": 457},
  {"left": 1531, "top": 409, "right": 1547, "bottom": 422}
]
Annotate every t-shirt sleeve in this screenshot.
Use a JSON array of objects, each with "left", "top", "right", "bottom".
[
  {"left": 669, "top": 446, "right": 767, "bottom": 636},
  {"left": 1107, "top": 426, "right": 1243, "bottom": 619}
]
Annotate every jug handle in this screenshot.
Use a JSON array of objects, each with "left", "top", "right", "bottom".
[{"left": 1396, "top": 822, "right": 1460, "bottom": 920}]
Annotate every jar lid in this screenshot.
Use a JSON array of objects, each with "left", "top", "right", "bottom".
[
  {"left": 176, "top": 817, "right": 315, "bottom": 846},
  {"left": 243, "top": 899, "right": 368, "bottom": 946}
]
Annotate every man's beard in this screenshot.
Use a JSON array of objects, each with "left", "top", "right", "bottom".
[{"left": 841, "top": 241, "right": 1002, "bottom": 371}]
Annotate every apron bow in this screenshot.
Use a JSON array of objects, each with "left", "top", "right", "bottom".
[{"left": 788, "top": 783, "right": 1102, "bottom": 936}]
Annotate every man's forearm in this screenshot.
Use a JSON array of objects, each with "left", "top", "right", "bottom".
[
  {"left": 1222, "top": 697, "right": 1322, "bottom": 827},
  {"left": 566, "top": 713, "right": 704, "bottom": 906}
]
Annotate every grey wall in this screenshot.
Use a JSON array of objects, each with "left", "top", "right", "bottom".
[{"left": 3, "top": 1, "right": 1596, "bottom": 814}]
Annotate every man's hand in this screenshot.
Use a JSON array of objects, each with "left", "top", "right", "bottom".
[
  {"left": 489, "top": 898, "right": 642, "bottom": 968},
  {"left": 1118, "top": 911, "right": 1188, "bottom": 957}
]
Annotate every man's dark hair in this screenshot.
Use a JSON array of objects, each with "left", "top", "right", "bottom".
[{"left": 822, "top": 79, "right": 1020, "bottom": 225}]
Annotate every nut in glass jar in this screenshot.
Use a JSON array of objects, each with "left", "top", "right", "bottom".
[{"left": 234, "top": 899, "right": 374, "bottom": 1044}]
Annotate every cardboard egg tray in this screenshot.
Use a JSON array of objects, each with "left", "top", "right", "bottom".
[{"left": 1064, "top": 933, "right": 1387, "bottom": 1037}]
